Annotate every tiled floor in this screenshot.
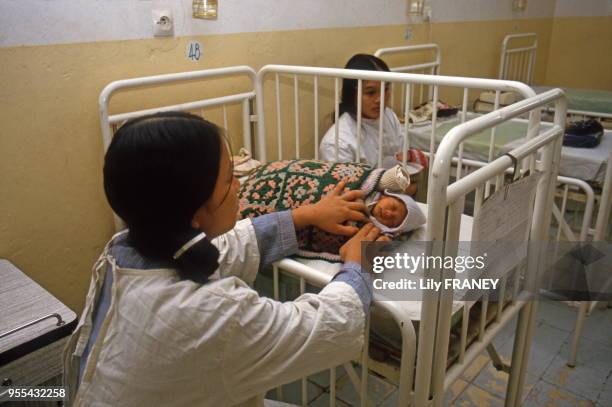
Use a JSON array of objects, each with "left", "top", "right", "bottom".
[{"left": 268, "top": 300, "right": 612, "bottom": 406}]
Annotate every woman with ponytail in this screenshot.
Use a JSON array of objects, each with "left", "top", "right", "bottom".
[{"left": 64, "top": 112, "right": 385, "bottom": 406}]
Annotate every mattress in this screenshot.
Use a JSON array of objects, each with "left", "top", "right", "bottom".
[
  {"left": 534, "top": 86, "right": 612, "bottom": 115},
  {"left": 407, "top": 114, "right": 610, "bottom": 184}
]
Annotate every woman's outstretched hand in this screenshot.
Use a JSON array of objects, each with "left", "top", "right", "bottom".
[
  {"left": 292, "top": 181, "right": 368, "bottom": 236},
  {"left": 339, "top": 223, "right": 383, "bottom": 264}
]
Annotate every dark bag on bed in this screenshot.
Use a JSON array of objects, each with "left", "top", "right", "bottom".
[{"left": 563, "top": 119, "right": 604, "bottom": 148}]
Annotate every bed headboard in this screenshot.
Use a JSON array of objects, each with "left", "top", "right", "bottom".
[
  {"left": 374, "top": 44, "right": 441, "bottom": 75},
  {"left": 374, "top": 44, "right": 441, "bottom": 114},
  {"left": 98, "top": 66, "right": 257, "bottom": 230},
  {"left": 499, "top": 33, "right": 537, "bottom": 84}
]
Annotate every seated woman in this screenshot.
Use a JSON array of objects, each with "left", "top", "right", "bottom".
[
  {"left": 239, "top": 159, "right": 426, "bottom": 261},
  {"left": 318, "top": 53, "right": 429, "bottom": 197}
]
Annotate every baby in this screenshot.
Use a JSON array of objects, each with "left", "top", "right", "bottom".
[
  {"left": 238, "top": 159, "right": 425, "bottom": 261},
  {"left": 368, "top": 190, "right": 425, "bottom": 236}
]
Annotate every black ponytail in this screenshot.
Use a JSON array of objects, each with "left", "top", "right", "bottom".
[{"left": 103, "top": 111, "right": 227, "bottom": 283}]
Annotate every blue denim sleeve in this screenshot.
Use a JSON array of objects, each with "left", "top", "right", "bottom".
[
  {"left": 251, "top": 211, "right": 299, "bottom": 270},
  {"left": 332, "top": 261, "right": 373, "bottom": 313}
]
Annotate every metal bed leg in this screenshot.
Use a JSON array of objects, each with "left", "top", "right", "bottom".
[
  {"left": 567, "top": 301, "right": 590, "bottom": 368},
  {"left": 504, "top": 303, "right": 531, "bottom": 407},
  {"left": 505, "top": 301, "right": 538, "bottom": 407}
]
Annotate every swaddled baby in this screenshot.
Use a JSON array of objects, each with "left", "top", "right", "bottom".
[{"left": 238, "top": 159, "right": 425, "bottom": 261}]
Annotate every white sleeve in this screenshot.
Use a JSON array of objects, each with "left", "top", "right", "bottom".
[
  {"left": 209, "top": 218, "right": 260, "bottom": 284},
  {"left": 222, "top": 281, "right": 366, "bottom": 404},
  {"left": 319, "top": 119, "right": 358, "bottom": 163}
]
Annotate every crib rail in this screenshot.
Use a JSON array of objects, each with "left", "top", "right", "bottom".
[
  {"left": 255, "top": 65, "right": 538, "bottom": 179},
  {"left": 499, "top": 33, "right": 537, "bottom": 85},
  {"left": 375, "top": 44, "right": 441, "bottom": 110},
  {"left": 99, "top": 66, "right": 257, "bottom": 231},
  {"left": 421, "top": 88, "right": 567, "bottom": 407}
]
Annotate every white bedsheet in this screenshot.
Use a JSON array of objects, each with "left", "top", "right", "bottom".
[{"left": 408, "top": 115, "right": 610, "bottom": 184}]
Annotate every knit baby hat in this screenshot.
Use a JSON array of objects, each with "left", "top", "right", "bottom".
[{"left": 368, "top": 190, "right": 426, "bottom": 236}]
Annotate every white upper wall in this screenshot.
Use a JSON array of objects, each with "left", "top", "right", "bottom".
[
  {"left": 554, "top": 0, "right": 612, "bottom": 17},
  {"left": 1, "top": 0, "right": 609, "bottom": 48}
]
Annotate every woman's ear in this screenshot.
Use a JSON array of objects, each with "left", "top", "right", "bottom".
[{"left": 191, "top": 204, "right": 209, "bottom": 230}]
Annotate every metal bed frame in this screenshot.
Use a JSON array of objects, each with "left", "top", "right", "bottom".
[
  {"left": 374, "top": 44, "right": 441, "bottom": 119},
  {"left": 255, "top": 64, "right": 567, "bottom": 406},
  {"left": 500, "top": 33, "right": 612, "bottom": 121},
  {"left": 376, "top": 41, "right": 612, "bottom": 371},
  {"left": 98, "top": 65, "right": 569, "bottom": 406}
]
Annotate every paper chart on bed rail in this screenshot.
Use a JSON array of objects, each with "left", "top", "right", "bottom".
[{"left": 470, "top": 172, "right": 542, "bottom": 280}]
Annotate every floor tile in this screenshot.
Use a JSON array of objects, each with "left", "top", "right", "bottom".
[
  {"left": 308, "top": 366, "right": 348, "bottom": 389},
  {"left": 536, "top": 300, "right": 579, "bottom": 332},
  {"left": 571, "top": 306, "right": 612, "bottom": 348},
  {"left": 523, "top": 380, "right": 596, "bottom": 407},
  {"left": 444, "top": 379, "right": 469, "bottom": 406},
  {"left": 334, "top": 370, "right": 395, "bottom": 406},
  {"left": 377, "top": 389, "right": 398, "bottom": 407},
  {"left": 542, "top": 343, "right": 610, "bottom": 402},
  {"left": 492, "top": 314, "right": 518, "bottom": 348},
  {"left": 453, "top": 383, "right": 505, "bottom": 407},
  {"left": 269, "top": 379, "right": 325, "bottom": 405},
  {"left": 597, "top": 381, "right": 612, "bottom": 407},
  {"left": 309, "top": 392, "right": 352, "bottom": 407},
  {"left": 500, "top": 320, "right": 568, "bottom": 378},
  {"left": 472, "top": 363, "right": 537, "bottom": 402},
  {"left": 461, "top": 352, "right": 490, "bottom": 382}
]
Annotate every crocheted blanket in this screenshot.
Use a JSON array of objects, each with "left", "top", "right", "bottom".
[{"left": 238, "top": 159, "right": 384, "bottom": 261}]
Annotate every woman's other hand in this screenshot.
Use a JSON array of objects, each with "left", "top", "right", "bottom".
[
  {"left": 292, "top": 181, "right": 368, "bottom": 236},
  {"left": 339, "top": 223, "right": 382, "bottom": 264}
]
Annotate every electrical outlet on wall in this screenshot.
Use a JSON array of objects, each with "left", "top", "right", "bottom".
[{"left": 152, "top": 9, "right": 174, "bottom": 37}]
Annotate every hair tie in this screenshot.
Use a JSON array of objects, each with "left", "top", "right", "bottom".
[{"left": 173, "top": 232, "right": 207, "bottom": 260}]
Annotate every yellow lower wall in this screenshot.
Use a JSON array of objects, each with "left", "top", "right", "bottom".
[
  {"left": 0, "top": 16, "right": 608, "bottom": 312},
  {"left": 545, "top": 16, "right": 612, "bottom": 89}
]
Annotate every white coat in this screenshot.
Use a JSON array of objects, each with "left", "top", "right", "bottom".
[
  {"left": 319, "top": 108, "right": 406, "bottom": 168},
  {"left": 63, "top": 219, "right": 366, "bottom": 406}
]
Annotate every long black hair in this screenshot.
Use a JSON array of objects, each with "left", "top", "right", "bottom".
[
  {"left": 338, "top": 54, "right": 391, "bottom": 119},
  {"left": 103, "top": 111, "right": 229, "bottom": 283}
]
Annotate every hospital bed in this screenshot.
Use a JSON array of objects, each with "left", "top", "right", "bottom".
[
  {"left": 376, "top": 42, "right": 612, "bottom": 371},
  {"left": 499, "top": 33, "right": 612, "bottom": 121},
  {"left": 500, "top": 32, "right": 612, "bottom": 367},
  {"left": 254, "top": 65, "right": 567, "bottom": 406},
  {"left": 99, "top": 66, "right": 567, "bottom": 406},
  {"left": 374, "top": 43, "right": 611, "bottom": 186}
]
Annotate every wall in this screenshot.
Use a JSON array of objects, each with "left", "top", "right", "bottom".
[
  {"left": 0, "top": 0, "right": 609, "bottom": 312},
  {"left": 544, "top": 0, "right": 612, "bottom": 88}
]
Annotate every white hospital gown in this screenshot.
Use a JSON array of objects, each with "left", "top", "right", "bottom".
[
  {"left": 63, "top": 215, "right": 368, "bottom": 406},
  {"left": 319, "top": 108, "right": 406, "bottom": 168}
]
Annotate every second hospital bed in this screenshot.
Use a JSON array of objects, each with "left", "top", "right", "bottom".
[
  {"left": 498, "top": 33, "right": 612, "bottom": 121},
  {"left": 375, "top": 42, "right": 612, "bottom": 369},
  {"left": 99, "top": 65, "right": 568, "bottom": 407}
]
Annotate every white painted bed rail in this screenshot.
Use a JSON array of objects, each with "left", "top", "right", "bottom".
[{"left": 99, "top": 66, "right": 257, "bottom": 230}]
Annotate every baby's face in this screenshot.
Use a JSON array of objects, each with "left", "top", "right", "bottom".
[{"left": 372, "top": 195, "right": 407, "bottom": 228}]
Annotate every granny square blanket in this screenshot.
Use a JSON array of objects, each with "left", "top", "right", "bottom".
[{"left": 238, "top": 159, "right": 384, "bottom": 261}]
